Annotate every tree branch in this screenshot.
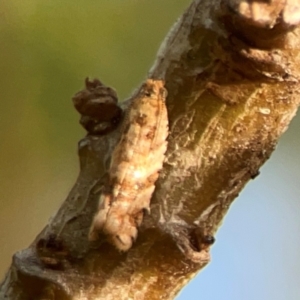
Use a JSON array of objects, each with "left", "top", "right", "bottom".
[{"left": 1, "top": 0, "right": 300, "bottom": 299}]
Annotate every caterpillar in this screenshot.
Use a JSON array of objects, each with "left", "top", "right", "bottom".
[{"left": 89, "top": 79, "right": 168, "bottom": 251}]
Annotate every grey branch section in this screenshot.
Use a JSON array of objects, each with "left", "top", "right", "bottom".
[{"left": 2, "top": 0, "right": 300, "bottom": 299}]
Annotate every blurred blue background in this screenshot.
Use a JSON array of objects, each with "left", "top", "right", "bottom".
[{"left": 0, "top": 1, "right": 299, "bottom": 299}]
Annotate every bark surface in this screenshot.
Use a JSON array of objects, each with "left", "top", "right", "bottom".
[{"left": 1, "top": 0, "right": 300, "bottom": 299}]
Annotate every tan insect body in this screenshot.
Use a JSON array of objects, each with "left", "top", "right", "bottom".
[{"left": 89, "top": 79, "right": 168, "bottom": 251}]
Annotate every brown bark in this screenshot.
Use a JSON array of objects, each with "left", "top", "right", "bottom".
[{"left": 1, "top": 0, "right": 300, "bottom": 299}]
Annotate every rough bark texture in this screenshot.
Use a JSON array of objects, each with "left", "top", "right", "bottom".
[{"left": 1, "top": 0, "right": 300, "bottom": 299}]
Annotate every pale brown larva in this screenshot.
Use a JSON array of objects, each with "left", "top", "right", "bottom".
[{"left": 89, "top": 79, "right": 169, "bottom": 251}]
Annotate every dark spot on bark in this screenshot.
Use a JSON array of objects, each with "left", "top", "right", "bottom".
[
  {"left": 201, "top": 235, "right": 215, "bottom": 245},
  {"left": 36, "top": 234, "right": 64, "bottom": 252},
  {"left": 250, "top": 169, "right": 260, "bottom": 179},
  {"left": 189, "top": 228, "right": 215, "bottom": 252}
]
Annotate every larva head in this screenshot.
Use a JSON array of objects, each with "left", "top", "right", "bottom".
[{"left": 141, "top": 79, "right": 167, "bottom": 101}]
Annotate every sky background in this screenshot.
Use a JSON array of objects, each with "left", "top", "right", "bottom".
[{"left": 0, "top": 1, "right": 300, "bottom": 299}]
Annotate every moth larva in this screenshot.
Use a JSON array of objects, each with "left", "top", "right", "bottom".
[{"left": 89, "top": 79, "right": 168, "bottom": 251}]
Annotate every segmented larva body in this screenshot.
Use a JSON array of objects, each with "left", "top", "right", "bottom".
[{"left": 89, "top": 79, "right": 168, "bottom": 251}]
